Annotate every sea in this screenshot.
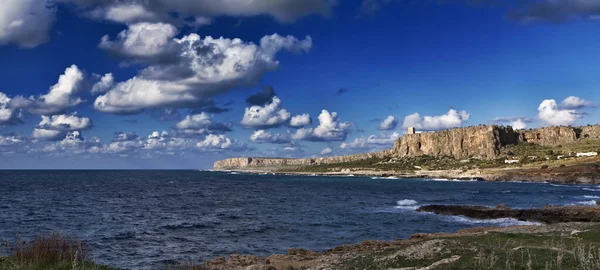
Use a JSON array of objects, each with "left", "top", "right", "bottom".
[{"left": 0, "top": 170, "right": 598, "bottom": 269}]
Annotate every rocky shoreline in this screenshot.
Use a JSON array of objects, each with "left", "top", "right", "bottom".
[{"left": 198, "top": 205, "right": 600, "bottom": 270}]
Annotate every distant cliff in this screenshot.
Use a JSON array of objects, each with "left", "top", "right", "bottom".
[
  {"left": 214, "top": 150, "right": 391, "bottom": 170},
  {"left": 214, "top": 125, "right": 600, "bottom": 170},
  {"left": 393, "top": 125, "right": 593, "bottom": 159}
]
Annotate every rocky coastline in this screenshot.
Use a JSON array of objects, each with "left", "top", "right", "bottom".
[{"left": 199, "top": 205, "right": 600, "bottom": 270}]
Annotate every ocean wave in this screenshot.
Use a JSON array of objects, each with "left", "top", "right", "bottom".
[
  {"left": 446, "top": 216, "right": 542, "bottom": 226},
  {"left": 550, "top": 184, "right": 571, "bottom": 187},
  {"left": 583, "top": 188, "right": 600, "bottom": 192},
  {"left": 391, "top": 199, "right": 419, "bottom": 210},
  {"left": 584, "top": 195, "right": 600, "bottom": 199},
  {"left": 427, "top": 178, "right": 478, "bottom": 182},
  {"left": 371, "top": 176, "right": 400, "bottom": 180},
  {"left": 573, "top": 200, "right": 597, "bottom": 206},
  {"left": 501, "top": 190, "right": 511, "bottom": 193},
  {"left": 396, "top": 199, "right": 418, "bottom": 206}
]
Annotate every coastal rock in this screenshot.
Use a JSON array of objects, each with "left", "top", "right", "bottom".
[{"left": 416, "top": 205, "right": 600, "bottom": 224}]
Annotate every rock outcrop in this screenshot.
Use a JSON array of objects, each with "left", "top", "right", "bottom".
[
  {"left": 582, "top": 126, "right": 600, "bottom": 139},
  {"left": 393, "top": 125, "right": 520, "bottom": 160},
  {"left": 417, "top": 204, "right": 600, "bottom": 224},
  {"left": 520, "top": 126, "right": 577, "bottom": 146}
]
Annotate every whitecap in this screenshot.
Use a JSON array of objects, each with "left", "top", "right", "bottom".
[
  {"left": 394, "top": 205, "right": 419, "bottom": 210},
  {"left": 550, "top": 184, "right": 571, "bottom": 187},
  {"left": 573, "top": 200, "right": 597, "bottom": 206},
  {"left": 584, "top": 195, "right": 600, "bottom": 199},
  {"left": 446, "top": 215, "right": 542, "bottom": 226},
  {"left": 396, "top": 199, "right": 418, "bottom": 206}
]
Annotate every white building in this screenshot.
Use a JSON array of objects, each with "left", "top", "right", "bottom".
[
  {"left": 576, "top": 152, "right": 598, "bottom": 157},
  {"left": 505, "top": 159, "right": 520, "bottom": 164}
]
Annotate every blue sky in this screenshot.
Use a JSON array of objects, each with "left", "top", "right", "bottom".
[{"left": 0, "top": 0, "right": 599, "bottom": 169}]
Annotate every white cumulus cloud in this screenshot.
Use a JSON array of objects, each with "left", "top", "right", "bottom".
[
  {"left": 12, "top": 65, "right": 85, "bottom": 115},
  {"left": 250, "top": 130, "right": 291, "bottom": 144},
  {"left": 99, "top": 22, "right": 180, "bottom": 63},
  {"left": 95, "top": 33, "right": 312, "bottom": 114},
  {"left": 91, "top": 73, "right": 114, "bottom": 94},
  {"left": 340, "top": 132, "right": 400, "bottom": 151},
  {"left": 320, "top": 147, "right": 333, "bottom": 155},
  {"left": 0, "top": 0, "right": 55, "bottom": 48},
  {"left": 292, "top": 110, "right": 352, "bottom": 141},
  {"left": 379, "top": 115, "right": 398, "bottom": 131},
  {"left": 174, "top": 112, "right": 231, "bottom": 135},
  {"left": 196, "top": 134, "right": 245, "bottom": 151},
  {"left": 511, "top": 119, "right": 528, "bottom": 130},
  {"left": 289, "top": 113, "right": 312, "bottom": 128},
  {"left": 402, "top": 109, "right": 470, "bottom": 131},
  {"left": 538, "top": 99, "right": 582, "bottom": 126},
  {"left": 560, "top": 96, "right": 592, "bottom": 109},
  {"left": 241, "top": 96, "right": 291, "bottom": 129},
  {"left": 32, "top": 113, "right": 92, "bottom": 141},
  {"left": 0, "top": 92, "right": 22, "bottom": 125}
]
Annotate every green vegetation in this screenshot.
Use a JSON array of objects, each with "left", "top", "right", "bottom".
[
  {"left": 0, "top": 234, "right": 114, "bottom": 270},
  {"left": 502, "top": 139, "right": 600, "bottom": 160},
  {"left": 335, "top": 224, "right": 600, "bottom": 270},
  {"left": 285, "top": 155, "right": 506, "bottom": 173}
]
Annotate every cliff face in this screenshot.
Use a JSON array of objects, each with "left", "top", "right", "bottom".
[
  {"left": 393, "top": 126, "right": 519, "bottom": 160},
  {"left": 214, "top": 150, "right": 392, "bottom": 170},
  {"left": 520, "top": 126, "right": 577, "bottom": 146},
  {"left": 582, "top": 126, "right": 600, "bottom": 139}
]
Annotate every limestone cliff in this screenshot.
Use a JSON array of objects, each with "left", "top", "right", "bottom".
[
  {"left": 520, "top": 126, "right": 577, "bottom": 146},
  {"left": 213, "top": 125, "right": 600, "bottom": 169},
  {"left": 214, "top": 150, "right": 392, "bottom": 170},
  {"left": 581, "top": 126, "right": 600, "bottom": 139},
  {"left": 393, "top": 125, "right": 520, "bottom": 160}
]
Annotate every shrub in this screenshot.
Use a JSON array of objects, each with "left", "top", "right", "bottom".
[{"left": 0, "top": 234, "right": 110, "bottom": 269}]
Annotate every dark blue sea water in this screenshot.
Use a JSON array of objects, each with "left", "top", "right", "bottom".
[{"left": 1, "top": 170, "right": 599, "bottom": 269}]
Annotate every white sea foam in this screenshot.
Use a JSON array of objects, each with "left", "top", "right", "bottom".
[
  {"left": 396, "top": 199, "right": 418, "bottom": 206},
  {"left": 550, "top": 184, "right": 571, "bottom": 187},
  {"left": 446, "top": 216, "right": 542, "bottom": 226},
  {"left": 584, "top": 195, "right": 600, "bottom": 199},
  {"left": 393, "top": 199, "right": 419, "bottom": 210},
  {"left": 371, "top": 176, "right": 401, "bottom": 180},
  {"left": 575, "top": 200, "right": 597, "bottom": 206}
]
